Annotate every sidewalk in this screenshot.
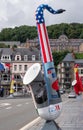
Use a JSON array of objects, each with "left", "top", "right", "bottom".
[
  {"left": 0, "top": 93, "right": 31, "bottom": 100},
  {"left": 25, "top": 94, "right": 83, "bottom": 130}
]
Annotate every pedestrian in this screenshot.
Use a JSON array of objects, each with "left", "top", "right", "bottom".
[
  {"left": 0, "top": 86, "right": 1, "bottom": 97},
  {"left": 0, "top": 86, "right": 4, "bottom": 97}
]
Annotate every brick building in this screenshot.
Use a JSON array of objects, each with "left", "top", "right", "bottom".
[
  {"left": 24, "top": 35, "right": 83, "bottom": 52},
  {"left": 57, "top": 53, "right": 83, "bottom": 89}
]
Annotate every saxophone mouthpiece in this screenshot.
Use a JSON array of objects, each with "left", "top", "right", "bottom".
[{"left": 56, "top": 9, "right": 66, "bottom": 14}]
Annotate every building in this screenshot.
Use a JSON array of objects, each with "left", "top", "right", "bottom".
[
  {"left": 25, "top": 38, "right": 39, "bottom": 48},
  {"left": 0, "top": 47, "right": 41, "bottom": 93},
  {"left": 50, "top": 35, "right": 83, "bottom": 52},
  {"left": 0, "top": 41, "right": 21, "bottom": 48},
  {"left": 25, "top": 35, "right": 83, "bottom": 52},
  {"left": 57, "top": 53, "right": 83, "bottom": 89}
]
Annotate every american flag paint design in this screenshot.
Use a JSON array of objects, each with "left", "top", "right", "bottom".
[
  {"left": 36, "top": 4, "right": 62, "bottom": 24},
  {"left": 36, "top": 4, "right": 59, "bottom": 63},
  {"left": 35, "top": 4, "right": 65, "bottom": 99},
  {"left": 37, "top": 23, "right": 53, "bottom": 63},
  {"left": 36, "top": 5, "right": 65, "bottom": 63}
]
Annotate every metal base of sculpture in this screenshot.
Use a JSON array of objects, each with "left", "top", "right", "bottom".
[{"left": 41, "top": 120, "right": 61, "bottom": 130}]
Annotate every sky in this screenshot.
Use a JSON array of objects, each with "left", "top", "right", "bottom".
[{"left": 0, "top": 0, "right": 83, "bottom": 31}]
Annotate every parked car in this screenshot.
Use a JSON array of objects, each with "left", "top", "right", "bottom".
[
  {"left": 60, "top": 88, "right": 65, "bottom": 94},
  {"left": 68, "top": 91, "right": 76, "bottom": 98}
]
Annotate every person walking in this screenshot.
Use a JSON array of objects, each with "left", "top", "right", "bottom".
[{"left": 0, "top": 86, "right": 4, "bottom": 97}]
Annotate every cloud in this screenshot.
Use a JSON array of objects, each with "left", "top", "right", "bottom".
[{"left": 0, "top": 0, "right": 83, "bottom": 31}]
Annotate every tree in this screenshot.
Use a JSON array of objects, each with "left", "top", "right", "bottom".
[
  {"left": 0, "top": 23, "right": 83, "bottom": 43},
  {"left": 52, "top": 51, "right": 69, "bottom": 70},
  {"left": 75, "top": 53, "right": 83, "bottom": 59}
]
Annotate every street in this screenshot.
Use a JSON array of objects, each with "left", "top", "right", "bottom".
[
  {"left": 0, "top": 94, "right": 83, "bottom": 130},
  {"left": 0, "top": 97, "right": 38, "bottom": 130},
  {"left": 25, "top": 94, "right": 83, "bottom": 130}
]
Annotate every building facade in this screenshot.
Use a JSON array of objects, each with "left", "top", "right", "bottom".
[
  {"left": 0, "top": 41, "right": 20, "bottom": 48},
  {"left": 57, "top": 53, "right": 83, "bottom": 89},
  {"left": 25, "top": 35, "right": 83, "bottom": 52},
  {"left": 0, "top": 47, "right": 41, "bottom": 92}
]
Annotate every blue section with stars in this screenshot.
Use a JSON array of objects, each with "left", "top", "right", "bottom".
[{"left": 35, "top": 4, "right": 65, "bottom": 24}]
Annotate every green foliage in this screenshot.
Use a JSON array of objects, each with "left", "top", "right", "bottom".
[
  {"left": 52, "top": 50, "right": 69, "bottom": 68},
  {"left": 47, "top": 23, "right": 83, "bottom": 39},
  {"left": 52, "top": 51, "right": 83, "bottom": 69},
  {"left": 0, "top": 25, "right": 37, "bottom": 43},
  {"left": 75, "top": 53, "right": 83, "bottom": 59},
  {"left": 0, "top": 43, "right": 9, "bottom": 48},
  {"left": 0, "top": 23, "right": 83, "bottom": 43}
]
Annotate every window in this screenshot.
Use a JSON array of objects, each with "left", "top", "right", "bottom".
[
  {"left": 24, "top": 55, "right": 28, "bottom": 61},
  {"left": 64, "top": 78, "right": 71, "bottom": 82},
  {"left": 64, "top": 62, "right": 70, "bottom": 67},
  {"left": 1, "top": 55, "right": 10, "bottom": 61},
  {"left": 17, "top": 56, "right": 19, "bottom": 60},
  {"left": 65, "top": 73, "right": 69, "bottom": 77},
  {"left": 14, "top": 75, "right": 21, "bottom": 80},
  {"left": 15, "top": 55, "right": 21, "bottom": 61},
  {"left": 81, "top": 69, "right": 83, "bottom": 74},
  {"left": 14, "top": 65, "right": 17, "bottom": 71},
  {"left": 78, "top": 69, "right": 81, "bottom": 74},
  {"left": 3, "top": 75, "right": 7, "bottom": 81},
  {"left": 65, "top": 68, "right": 70, "bottom": 71},
  {"left": 1, "top": 74, "right": 10, "bottom": 81},
  {"left": 58, "top": 69, "right": 61, "bottom": 73},
  {"left": 32, "top": 55, "right": 35, "bottom": 61},
  {"left": 19, "top": 65, "right": 22, "bottom": 71},
  {"left": 24, "top": 65, "right": 27, "bottom": 71}
]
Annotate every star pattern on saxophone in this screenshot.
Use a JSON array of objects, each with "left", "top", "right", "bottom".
[{"left": 35, "top": 4, "right": 65, "bottom": 24}]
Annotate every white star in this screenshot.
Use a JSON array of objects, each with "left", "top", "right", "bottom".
[
  {"left": 38, "top": 15, "right": 41, "bottom": 18},
  {"left": 54, "top": 11, "right": 56, "bottom": 14},
  {"left": 50, "top": 8, "right": 52, "bottom": 12},
  {"left": 35, "top": 11, "right": 38, "bottom": 15},
  {"left": 40, "top": 11, "right": 43, "bottom": 14},
  {"left": 38, "top": 20, "right": 40, "bottom": 23},
  {"left": 41, "top": 19, "right": 44, "bottom": 22}
]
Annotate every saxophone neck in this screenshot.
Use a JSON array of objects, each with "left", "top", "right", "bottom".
[{"left": 35, "top": 4, "right": 65, "bottom": 24}]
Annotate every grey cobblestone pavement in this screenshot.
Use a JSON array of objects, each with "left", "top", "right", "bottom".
[{"left": 26, "top": 94, "right": 83, "bottom": 130}]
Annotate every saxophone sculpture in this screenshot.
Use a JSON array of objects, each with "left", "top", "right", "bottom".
[{"left": 23, "top": 4, "right": 65, "bottom": 120}]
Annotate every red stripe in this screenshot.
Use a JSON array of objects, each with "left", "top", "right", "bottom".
[
  {"left": 43, "top": 24, "right": 53, "bottom": 62},
  {"left": 5, "top": 63, "right": 11, "bottom": 68},
  {"left": 37, "top": 24, "right": 47, "bottom": 63}
]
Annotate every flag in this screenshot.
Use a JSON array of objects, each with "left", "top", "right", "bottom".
[
  {"left": 0, "top": 62, "right": 5, "bottom": 71},
  {"left": 73, "top": 64, "right": 83, "bottom": 95},
  {"left": 10, "top": 74, "right": 14, "bottom": 94},
  {"left": 0, "top": 62, "right": 10, "bottom": 71},
  {"left": 5, "top": 63, "right": 11, "bottom": 69}
]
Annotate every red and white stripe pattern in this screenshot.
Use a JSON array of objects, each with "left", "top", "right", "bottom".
[
  {"left": 37, "top": 23, "right": 53, "bottom": 63},
  {"left": 36, "top": 4, "right": 65, "bottom": 63}
]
